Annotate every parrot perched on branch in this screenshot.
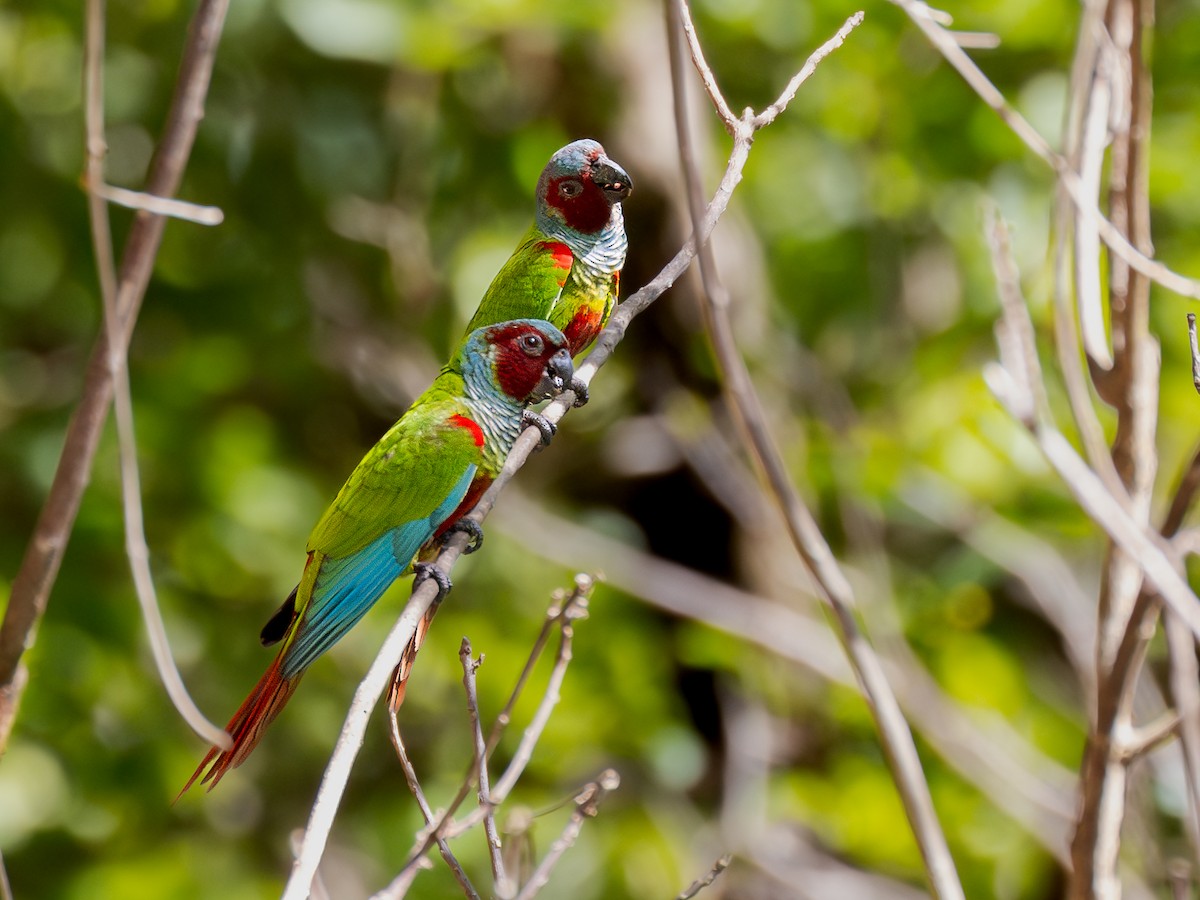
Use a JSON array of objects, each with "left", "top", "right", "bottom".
[
  {"left": 383, "top": 141, "right": 635, "bottom": 714},
  {"left": 181, "top": 319, "right": 573, "bottom": 793},
  {"left": 465, "top": 139, "right": 632, "bottom": 363}
]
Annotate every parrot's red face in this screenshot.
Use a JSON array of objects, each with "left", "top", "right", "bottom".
[
  {"left": 540, "top": 141, "right": 633, "bottom": 235},
  {"left": 486, "top": 321, "right": 574, "bottom": 403}
]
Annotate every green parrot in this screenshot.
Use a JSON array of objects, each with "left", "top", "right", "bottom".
[
  {"left": 389, "top": 142, "right": 633, "bottom": 712},
  {"left": 465, "top": 139, "right": 632, "bottom": 364},
  {"left": 181, "top": 319, "right": 573, "bottom": 792}
]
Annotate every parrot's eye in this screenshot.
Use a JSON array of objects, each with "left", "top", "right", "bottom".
[
  {"left": 518, "top": 333, "right": 545, "bottom": 356},
  {"left": 558, "top": 179, "right": 583, "bottom": 199}
]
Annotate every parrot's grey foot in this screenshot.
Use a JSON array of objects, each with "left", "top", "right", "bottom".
[
  {"left": 568, "top": 376, "right": 589, "bottom": 408},
  {"left": 522, "top": 409, "right": 557, "bottom": 447},
  {"left": 412, "top": 563, "right": 452, "bottom": 601},
  {"left": 443, "top": 519, "right": 484, "bottom": 554}
]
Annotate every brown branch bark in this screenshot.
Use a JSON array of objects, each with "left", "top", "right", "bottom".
[
  {"left": 666, "top": 2, "right": 962, "bottom": 896},
  {"left": 0, "top": 0, "right": 232, "bottom": 751},
  {"left": 1069, "top": 1, "right": 1159, "bottom": 895}
]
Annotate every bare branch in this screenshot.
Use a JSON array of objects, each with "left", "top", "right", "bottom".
[
  {"left": 0, "top": 0, "right": 233, "bottom": 750},
  {"left": 1116, "top": 711, "right": 1180, "bottom": 762},
  {"left": 386, "top": 704, "right": 479, "bottom": 898},
  {"left": 512, "top": 770, "right": 620, "bottom": 900},
  {"left": 676, "top": 854, "right": 733, "bottom": 900},
  {"left": 990, "top": 329, "right": 1200, "bottom": 642},
  {"left": 283, "top": 543, "right": 464, "bottom": 900},
  {"left": 420, "top": 579, "right": 590, "bottom": 847},
  {"left": 672, "top": 0, "right": 737, "bottom": 130},
  {"left": 889, "top": 0, "right": 1200, "bottom": 302},
  {"left": 82, "top": 0, "right": 229, "bottom": 749},
  {"left": 487, "top": 585, "right": 585, "bottom": 805},
  {"left": 753, "top": 13, "right": 865, "bottom": 129},
  {"left": 985, "top": 206, "right": 1045, "bottom": 425},
  {"left": 459, "top": 641, "right": 511, "bottom": 898},
  {"left": 372, "top": 577, "right": 591, "bottom": 897},
  {"left": 89, "top": 182, "right": 224, "bottom": 226},
  {"left": 1190, "top": 314, "right": 1200, "bottom": 396},
  {"left": 1164, "top": 613, "right": 1200, "bottom": 865},
  {"left": 496, "top": 490, "right": 1077, "bottom": 855},
  {"left": 668, "top": 1, "right": 961, "bottom": 895}
]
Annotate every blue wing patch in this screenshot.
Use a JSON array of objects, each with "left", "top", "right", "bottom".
[{"left": 281, "top": 464, "right": 477, "bottom": 678}]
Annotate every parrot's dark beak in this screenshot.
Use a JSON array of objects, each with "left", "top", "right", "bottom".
[
  {"left": 533, "top": 348, "right": 575, "bottom": 400},
  {"left": 594, "top": 158, "right": 633, "bottom": 203}
]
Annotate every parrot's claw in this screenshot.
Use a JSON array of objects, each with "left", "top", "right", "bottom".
[
  {"left": 443, "top": 519, "right": 484, "bottom": 554},
  {"left": 522, "top": 409, "right": 557, "bottom": 448},
  {"left": 568, "top": 376, "right": 589, "bottom": 408},
  {"left": 412, "top": 563, "right": 452, "bottom": 601}
]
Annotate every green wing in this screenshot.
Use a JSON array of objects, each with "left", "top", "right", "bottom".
[
  {"left": 464, "top": 225, "right": 572, "bottom": 333},
  {"left": 306, "top": 386, "right": 483, "bottom": 560}
]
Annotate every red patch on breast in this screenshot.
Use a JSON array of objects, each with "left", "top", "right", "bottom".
[
  {"left": 538, "top": 240, "right": 573, "bottom": 273},
  {"left": 449, "top": 414, "right": 485, "bottom": 447},
  {"left": 563, "top": 305, "right": 603, "bottom": 356}
]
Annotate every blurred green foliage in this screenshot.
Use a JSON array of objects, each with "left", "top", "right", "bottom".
[{"left": 4, "top": 0, "right": 1200, "bottom": 897}]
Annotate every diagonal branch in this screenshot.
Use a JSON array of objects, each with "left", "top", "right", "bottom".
[
  {"left": 374, "top": 577, "right": 592, "bottom": 898},
  {"left": 667, "top": 3, "right": 961, "bottom": 896},
  {"left": 82, "top": 0, "right": 229, "bottom": 751},
  {"left": 888, "top": 0, "right": 1200, "bottom": 302},
  {"left": 386, "top": 708, "right": 479, "bottom": 899},
  {"left": 458, "top": 641, "right": 511, "bottom": 898},
  {"left": 676, "top": 854, "right": 733, "bottom": 900},
  {"left": 0, "top": 0, "right": 233, "bottom": 751},
  {"left": 511, "top": 770, "right": 620, "bottom": 900}
]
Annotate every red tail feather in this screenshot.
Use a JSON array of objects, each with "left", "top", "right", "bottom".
[{"left": 177, "top": 658, "right": 301, "bottom": 797}]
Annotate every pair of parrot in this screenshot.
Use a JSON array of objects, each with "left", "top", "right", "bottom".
[{"left": 182, "top": 139, "right": 632, "bottom": 792}]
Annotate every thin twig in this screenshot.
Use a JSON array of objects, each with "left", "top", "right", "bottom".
[
  {"left": 672, "top": 0, "right": 737, "bottom": 130},
  {"left": 386, "top": 706, "right": 479, "bottom": 898},
  {"left": 1164, "top": 613, "right": 1200, "bottom": 865},
  {"left": 512, "top": 770, "right": 620, "bottom": 900},
  {"left": 1163, "top": 445, "right": 1200, "bottom": 540},
  {"left": 82, "top": 0, "right": 229, "bottom": 749},
  {"left": 1189, "top": 314, "right": 1200, "bottom": 396},
  {"left": 668, "top": 3, "right": 962, "bottom": 896},
  {"left": 368, "top": 577, "right": 592, "bottom": 898},
  {"left": 1117, "top": 711, "right": 1180, "bottom": 762},
  {"left": 496, "top": 489, "right": 1077, "bottom": 856},
  {"left": 987, "top": 338, "right": 1200, "bottom": 640},
  {"left": 459, "top": 641, "right": 511, "bottom": 898},
  {"left": 0, "top": 846, "right": 11, "bottom": 900},
  {"left": 676, "top": 854, "right": 733, "bottom": 900},
  {"left": 486, "top": 586, "right": 584, "bottom": 805},
  {"left": 889, "top": 0, "right": 1200, "bottom": 301},
  {"left": 384, "top": 577, "right": 591, "bottom": 892},
  {"left": 0, "top": 0, "right": 233, "bottom": 751},
  {"left": 283, "top": 13, "right": 860, "bottom": 890},
  {"left": 91, "top": 183, "right": 223, "bottom": 225}
]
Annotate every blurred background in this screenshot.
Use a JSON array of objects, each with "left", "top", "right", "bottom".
[{"left": 3, "top": 0, "right": 1200, "bottom": 896}]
